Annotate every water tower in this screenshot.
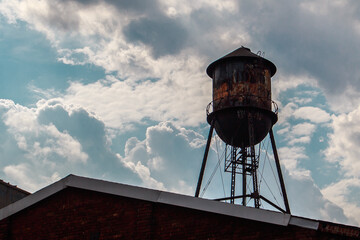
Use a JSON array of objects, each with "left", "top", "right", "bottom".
[{"left": 195, "top": 47, "right": 290, "bottom": 213}]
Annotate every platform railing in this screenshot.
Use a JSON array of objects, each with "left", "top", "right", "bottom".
[{"left": 206, "top": 94, "right": 278, "bottom": 116}]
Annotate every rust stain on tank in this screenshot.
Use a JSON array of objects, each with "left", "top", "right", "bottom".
[{"left": 212, "top": 61, "right": 272, "bottom": 112}]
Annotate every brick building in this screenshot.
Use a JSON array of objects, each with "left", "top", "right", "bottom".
[{"left": 0, "top": 174, "right": 358, "bottom": 239}]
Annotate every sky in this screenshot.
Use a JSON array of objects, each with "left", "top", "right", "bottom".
[{"left": 0, "top": 0, "right": 360, "bottom": 226}]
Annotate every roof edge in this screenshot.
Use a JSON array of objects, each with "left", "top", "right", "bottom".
[{"left": 0, "top": 179, "right": 30, "bottom": 195}]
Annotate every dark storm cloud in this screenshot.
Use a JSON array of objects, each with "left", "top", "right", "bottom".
[
  {"left": 235, "top": 0, "right": 360, "bottom": 95},
  {"left": 49, "top": 0, "right": 161, "bottom": 31},
  {"left": 123, "top": 16, "right": 188, "bottom": 58},
  {"left": 53, "top": 0, "right": 187, "bottom": 58}
]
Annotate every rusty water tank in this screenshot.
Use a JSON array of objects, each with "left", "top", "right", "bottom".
[{"left": 206, "top": 47, "right": 278, "bottom": 147}]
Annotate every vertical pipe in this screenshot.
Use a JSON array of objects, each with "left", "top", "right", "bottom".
[
  {"left": 241, "top": 147, "right": 247, "bottom": 206},
  {"left": 269, "top": 128, "right": 291, "bottom": 214},
  {"left": 195, "top": 123, "right": 214, "bottom": 197},
  {"left": 230, "top": 147, "right": 237, "bottom": 204}
]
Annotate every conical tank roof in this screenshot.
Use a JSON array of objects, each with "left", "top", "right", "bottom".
[{"left": 206, "top": 46, "right": 277, "bottom": 77}]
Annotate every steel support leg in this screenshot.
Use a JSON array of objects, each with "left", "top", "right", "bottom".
[
  {"left": 195, "top": 122, "right": 214, "bottom": 197},
  {"left": 250, "top": 145, "right": 260, "bottom": 208},
  {"left": 269, "top": 128, "right": 291, "bottom": 214}
]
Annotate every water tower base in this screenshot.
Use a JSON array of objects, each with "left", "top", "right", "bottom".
[{"left": 207, "top": 106, "right": 277, "bottom": 147}]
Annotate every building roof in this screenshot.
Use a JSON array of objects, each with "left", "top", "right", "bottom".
[
  {"left": 0, "top": 174, "right": 357, "bottom": 235},
  {"left": 0, "top": 179, "right": 30, "bottom": 195}
]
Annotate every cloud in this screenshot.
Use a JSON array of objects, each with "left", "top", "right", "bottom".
[
  {"left": 2, "top": 0, "right": 360, "bottom": 111},
  {"left": 3, "top": 0, "right": 357, "bottom": 130},
  {"left": 322, "top": 178, "right": 360, "bottom": 225},
  {"left": 272, "top": 75, "right": 318, "bottom": 107},
  {"left": 293, "top": 106, "right": 331, "bottom": 123},
  {"left": 3, "top": 164, "right": 60, "bottom": 192},
  {"left": 123, "top": 16, "right": 188, "bottom": 58},
  {"left": 61, "top": 70, "right": 210, "bottom": 129},
  {"left": 326, "top": 86, "right": 360, "bottom": 113},
  {"left": 0, "top": 99, "right": 141, "bottom": 192},
  {"left": 277, "top": 122, "right": 316, "bottom": 146},
  {"left": 325, "top": 105, "right": 360, "bottom": 177},
  {"left": 274, "top": 145, "right": 349, "bottom": 224},
  {"left": 278, "top": 146, "right": 309, "bottom": 178},
  {"left": 285, "top": 171, "right": 349, "bottom": 224},
  {"left": 0, "top": 100, "right": 88, "bottom": 164},
  {"left": 291, "top": 122, "right": 316, "bottom": 136},
  {"left": 288, "top": 136, "right": 311, "bottom": 145},
  {"left": 0, "top": 0, "right": 247, "bottom": 77},
  {"left": 118, "top": 121, "right": 205, "bottom": 194},
  {"left": 235, "top": 0, "right": 360, "bottom": 112}
]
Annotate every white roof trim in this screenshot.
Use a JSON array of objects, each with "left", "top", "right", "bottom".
[
  {"left": 289, "top": 216, "right": 319, "bottom": 230},
  {"left": 0, "top": 174, "right": 317, "bottom": 230}
]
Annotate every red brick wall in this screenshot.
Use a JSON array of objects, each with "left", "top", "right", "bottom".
[{"left": 0, "top": 188, "right": 353, "bottom": 239}]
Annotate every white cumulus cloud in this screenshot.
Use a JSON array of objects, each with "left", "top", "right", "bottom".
[
  {"left": 118, "top": 121, "right": 205, "bottom": 195},
  {"left": 322, "top": 178, "right": 360, "bottom": 226},
  {"left": 325, "top": 106, "right": 360, "bottom": 178},
  {"left": 293, "top": 106, "right": 331, "bottom": 123}
]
